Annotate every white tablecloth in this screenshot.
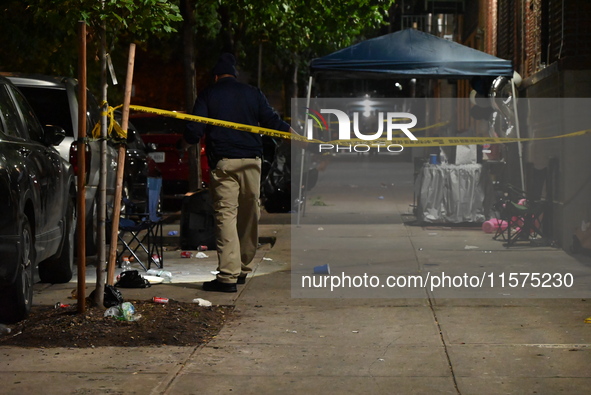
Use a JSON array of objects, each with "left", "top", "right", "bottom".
[{"left": 415, "top": 163, "right": 486, "bottom": 223}]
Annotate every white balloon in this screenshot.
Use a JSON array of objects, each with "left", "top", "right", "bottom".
[{"left": 512, "top": 71, "right": 522, "bottom": 86}]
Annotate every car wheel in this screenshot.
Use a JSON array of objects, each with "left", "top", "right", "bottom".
[
  {"left": 0, "top": 215, "right": 34, "bottom": 323},
  {"left": 39, "top": 197, "right": 75, "bottom": 283}
]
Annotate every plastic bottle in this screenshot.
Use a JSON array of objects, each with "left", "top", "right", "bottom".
[
  {"left": 120, "top": 302, "right": 137, "bottom": 321},
  {"left": 146, "top": 269, "right": 173, "bottom": 283},
  {"left": 151, "top": 254, "right": 161, "bottom": 266},
  {"left": 120, "top": 257, "right": 132, "bottom": 272},
  {"left": 439, "top": 148, "right": 448, "bottom": 164}
]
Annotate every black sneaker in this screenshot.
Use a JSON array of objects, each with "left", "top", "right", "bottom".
[
  {"left": 237, "top": 274, "right": 247, "bottom": 285},
  {"left": 202, "top": 279, "right": 237, "bottom": 293}
]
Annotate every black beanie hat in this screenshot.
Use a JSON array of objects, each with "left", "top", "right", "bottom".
[{"left": 212, "top": 53, "right": 238, "bottom": 77}]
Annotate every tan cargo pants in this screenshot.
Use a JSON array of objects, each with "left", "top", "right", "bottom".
[{"left": 210, "top": 158, "right": 261, "bottom": 284}]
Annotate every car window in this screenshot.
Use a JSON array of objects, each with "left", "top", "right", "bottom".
[
  {"left": 127, "top": 127, "right": 146, "bottom": 150},
  {"left": 131, "top": 115, "right": 189, "bottom": 134},
  {"left": 0, "top": 85, "right": 26, "bottom": 139},
  {"left": 8, "top": 85, "right": 45, "bottom": 142},
  {"left": 86, "top": 90, "right": 101, "bottom": 136},
  {"left": 16, "top": 86, "right": 74, "bottom": 137}
]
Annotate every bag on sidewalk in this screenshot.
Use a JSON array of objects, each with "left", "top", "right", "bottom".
[
  {"left": 88, "top": 284, "right": 124, "bottom": 308},
  {"left": 115, "top": 270, "right": 151, "bottom": 288},
  {"left": 104, "top": 285, "right": 124, "bottom": 307}
]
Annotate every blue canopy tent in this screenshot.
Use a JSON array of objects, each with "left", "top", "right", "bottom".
[
  {"left": 295, "top": 29, "right": 517, "bottom": 223},
  {"left": 309, "top": 28, "right": 513, "bottom": 78}
]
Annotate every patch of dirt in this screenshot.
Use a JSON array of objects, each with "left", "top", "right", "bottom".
[{"left": 0, "top": 300, "right": 232, "bottom": 348}]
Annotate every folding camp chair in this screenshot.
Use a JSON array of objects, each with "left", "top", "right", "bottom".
[
  {"left": 492, "top": 184, "right": 547, "bottom": 247},
  {"left": 117, "top": 177, "right": 164, "bottom": 270},
  {"left": 495, "top": 201, "right": 544, "bottom": 245}
]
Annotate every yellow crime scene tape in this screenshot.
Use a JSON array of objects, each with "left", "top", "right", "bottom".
[
  {"left": 91, "top": 103, "right": 128, "bottom": 140},
  {"left": 92, "top": 104, "right": 591, "bottom": 148},
  {"left": 130, "top": 105, "right": 301, "bottom": 141}
]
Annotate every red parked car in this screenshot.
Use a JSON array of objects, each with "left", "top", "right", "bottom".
[{"left": 130, "top": 113, "right": 209, "bottom": 211}]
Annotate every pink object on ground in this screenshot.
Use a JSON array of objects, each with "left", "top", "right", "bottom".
[{"left": 482, "top": 218, "right": 509, "bottom": 234}]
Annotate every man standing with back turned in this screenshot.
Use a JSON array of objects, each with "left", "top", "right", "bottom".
[{"left": 184, "top": 53, "right": 293, "bottom": 292}]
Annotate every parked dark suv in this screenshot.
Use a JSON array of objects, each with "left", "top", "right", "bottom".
[
  {"left": 0, "top": 76, "right": 76, "bottom": 323},
  {"left": 2, "top": 73, "right": 118, "bottom": 255}
]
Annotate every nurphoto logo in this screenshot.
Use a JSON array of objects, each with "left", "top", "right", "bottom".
[{"left": 305, "top": 106, "right": 418, "bottom": 154}]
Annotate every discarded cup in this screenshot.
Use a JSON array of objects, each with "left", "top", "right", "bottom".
[{"left": 313, "top": 264, "right": 330, "bottom": 274}]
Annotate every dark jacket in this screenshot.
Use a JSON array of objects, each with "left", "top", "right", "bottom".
[{"left": 185, "top": 77, "right": 290, "bottom": 165}]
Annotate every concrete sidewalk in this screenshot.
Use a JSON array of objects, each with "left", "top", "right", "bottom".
[
  {"left": 1, "top": 220, "right": 590, "bottom": 394},
  {"left": 1, "top": 159, "right": 591, "bottom": 394}
]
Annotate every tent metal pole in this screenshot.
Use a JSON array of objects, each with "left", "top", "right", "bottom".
[
  {"left": 511, "top": 79, "right": 526, "bottom": 192},
  {"left": 297, "top": 75, "right": 313, "bottom": 227}
]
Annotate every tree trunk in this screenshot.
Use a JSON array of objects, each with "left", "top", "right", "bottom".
[
  {"left": 291, "top": 60, "right": 299, "bottom": 102},
  {"left": 181, "top": 0, "right": 200, "bottom": 191},
  {"left": 282, "top": 55, "right": 299, "bottom": 118},
  {"left": 76, "top": 21, "right": 87, "bottom": 314},
  {"left": 218, "top": 5, "right": 235, "bottom": 53},
  {"left": 181, "top": 0, "right": 196, "bottom": 112},
  {"left": 94, "top": 17, "right": 108, "bottom": 309}
]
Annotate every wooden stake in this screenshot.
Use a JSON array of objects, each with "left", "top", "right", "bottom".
[{"left": 107, "top": 43, "right": 136, "bottom": 285}]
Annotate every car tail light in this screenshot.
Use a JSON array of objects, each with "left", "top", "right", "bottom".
[{"left": 69, "top": 142, "right": 91, "bottom": 179}]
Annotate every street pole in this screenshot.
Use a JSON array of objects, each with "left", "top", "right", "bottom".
[
  {"left": 296, "top": 75, "right": 313, "bottom": 227},
  {"left": 511, "top": 79, "right": 525, "bottom": 192}
]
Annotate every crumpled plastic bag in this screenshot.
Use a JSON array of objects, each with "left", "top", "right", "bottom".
[
  {"left": 192, "top": 298, "right": 212, "bottom": 307},
  {"left": 104, "top": 302, "right": 141, "bottom": 321}
]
